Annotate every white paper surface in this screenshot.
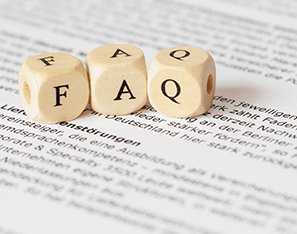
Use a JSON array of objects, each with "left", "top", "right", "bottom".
[{"left": 1, "top": 0, "right": 297, "bottom": 233}]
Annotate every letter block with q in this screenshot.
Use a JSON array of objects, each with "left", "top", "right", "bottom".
[
  {"left": 148, "top": 46, "right": 216, "bottom": 118},
  {"left": 86, "top": 44, "right": 147, "bottom": 115},
  {"left": 18, "top": 53, "right": 89, "bottom": 124}
]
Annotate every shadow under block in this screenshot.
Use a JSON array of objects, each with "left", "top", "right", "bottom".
[
  {"left": 148, "top": 46, "right": 216, "bottom": 118},
  {"left": 18, "top": 53, "right": 89, "bottom": 124},
  {"left": 86, "top": 44, "right": 147, "bottom": 115}
]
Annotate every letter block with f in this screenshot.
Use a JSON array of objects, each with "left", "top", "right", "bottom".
[
  {"left": 148, "top": 46, "right": 216, "bottom": 118},
  {"left": 18, "top": 53, "right": 89, "bottom": 123}
]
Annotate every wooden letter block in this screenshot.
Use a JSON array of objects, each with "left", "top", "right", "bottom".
[
  {"left": 86, "top": 44, "right": 147, "bottom": 115},
  {"left": 148, "top": 46, "right": 216, "bottom": 118},
  {"left": 18, "top": 53, "right": 89, "bottom": 124}
]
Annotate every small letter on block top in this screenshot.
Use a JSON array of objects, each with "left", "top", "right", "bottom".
[
  {"left": 148, "top": 46, "right": 216, "bottom": 118},
  {"left": 18, "top": 53, "right": 89, "bottom": 124},
  {"left": 86, "top": 44, "right": 147, "bottom": 115}
]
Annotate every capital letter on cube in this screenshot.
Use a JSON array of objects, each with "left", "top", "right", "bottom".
[
  {"left": 18, "top": 53, "right": 89, "bottom": 124},
  {"left": 148, "top": 46, "right": 216, "bottom": 118},
  {"left": 86, "top": 44, "right": 147, "bottom": 115}
]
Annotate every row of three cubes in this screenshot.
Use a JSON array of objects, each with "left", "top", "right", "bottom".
[{"left": 19, "top": 45, "right": 216, "bottom": 124}]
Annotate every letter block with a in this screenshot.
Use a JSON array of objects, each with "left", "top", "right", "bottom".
[
  {"left": 18, "top": 53, "right": 89, "bottom": 124},
  {"left": 148, "top": 46, "right": 216, "bottom": 118},
  {"left": 86, "top": 44, "right": 147, "bottom": 115}
]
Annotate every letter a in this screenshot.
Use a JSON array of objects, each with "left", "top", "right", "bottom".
[
  {"left": 114, "top": 80, "right": 136, "bottom": 101},
  {"left": 110, "top": 49, "right": 131, "bottom": 58}
]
